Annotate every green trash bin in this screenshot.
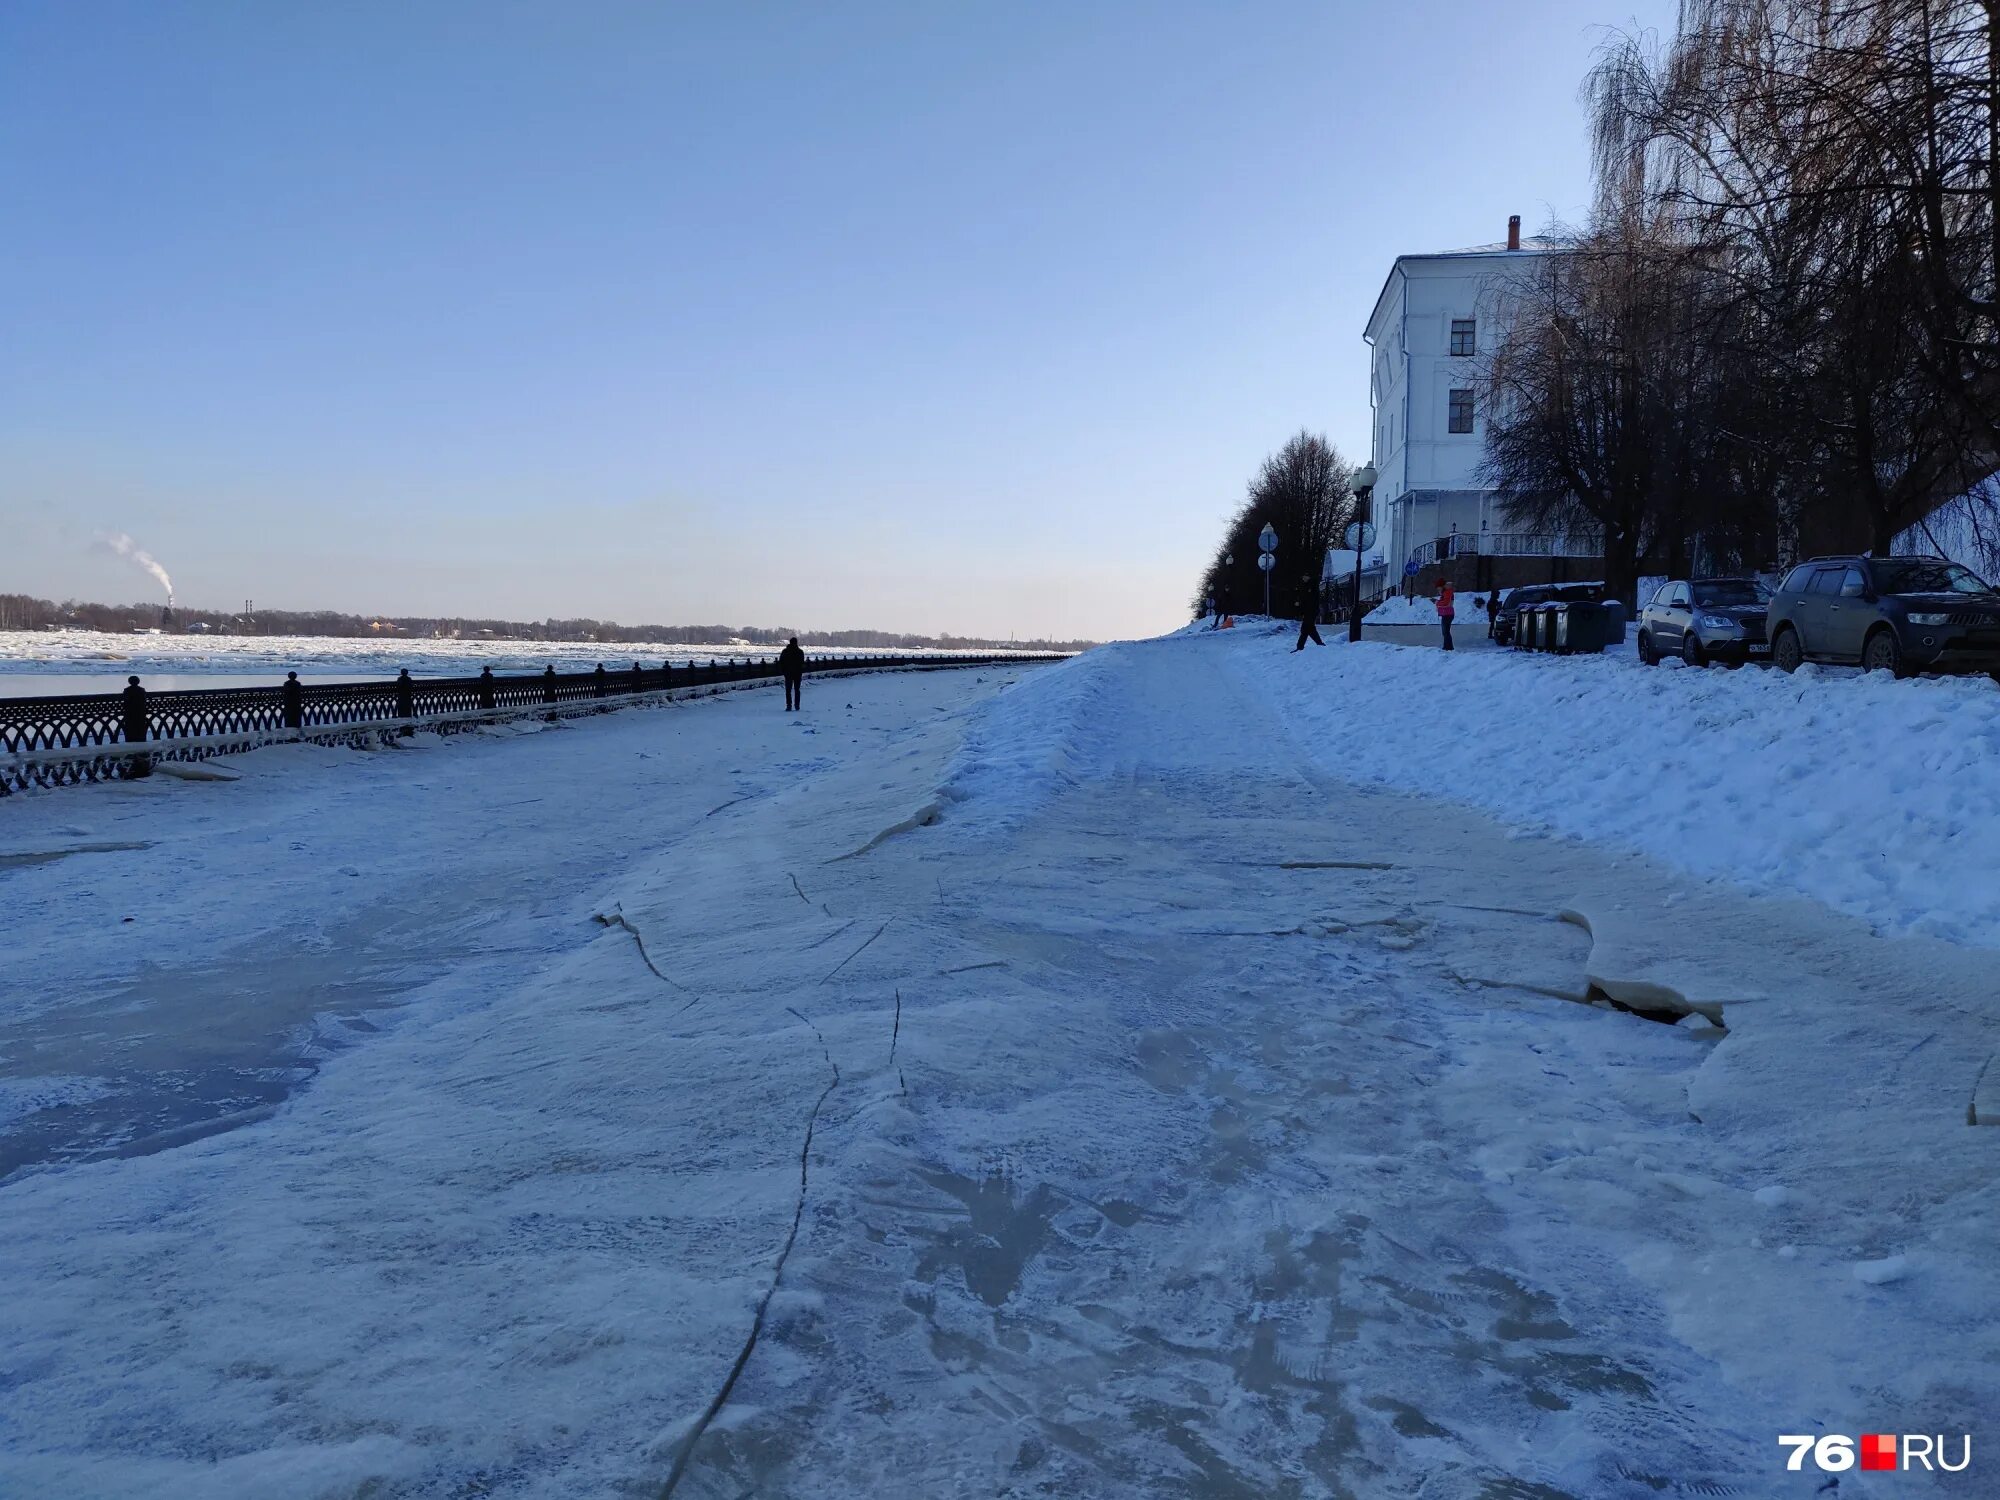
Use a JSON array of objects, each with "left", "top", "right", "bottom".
[{"left": 1556, "top": 600, "right": 1609, "bottom": 654}]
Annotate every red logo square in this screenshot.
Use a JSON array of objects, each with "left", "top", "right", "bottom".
[{"left": 1861, "top": 1433, "right": 1897, "bottom": 1471}]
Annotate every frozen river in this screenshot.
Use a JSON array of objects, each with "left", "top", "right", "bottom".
[
  {"left": 0, "top": 629, "right": 1011, "bottom": 700},
  {"left": 0, "top": 671, "right": 394, "bottom": 698}
]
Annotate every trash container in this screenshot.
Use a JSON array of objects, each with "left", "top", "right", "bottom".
[
  {"left": 1556, "top": 600, "right": 1610, "bottom": 654},
  {"left": 1538, "top": 603, "right": 1561, "bottom": 652},
  {"left": 1518, "top": 605, "right": 1539, "bottom": 651},
  {"left": 1601, "top": 598, "right": 1628, "bottom": 646}
]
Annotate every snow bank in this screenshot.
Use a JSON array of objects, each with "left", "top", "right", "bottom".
[
  {"left": 1227, "top": 635, "right": 2000, "bottom": 947},
  {"left": 938, "top": 644, "right": 1123, "bottom": 827},
  {"left": 1363, "top": 593, "right": 1457, "bottom": 625}
]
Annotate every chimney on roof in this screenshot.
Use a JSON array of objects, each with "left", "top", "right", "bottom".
[{"left": 1507, "top": 214, "right": 1522, "bottom": 251}]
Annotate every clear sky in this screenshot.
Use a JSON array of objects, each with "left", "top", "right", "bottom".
[{"left": 0, "top": 1, "right": 1674, "bottom": 641}]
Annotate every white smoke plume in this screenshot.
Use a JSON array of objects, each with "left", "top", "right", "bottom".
[{"left": 95, "top": 530, "right": 174, "bottom": 602}]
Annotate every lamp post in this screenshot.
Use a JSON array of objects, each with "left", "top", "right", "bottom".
[
  {"left": 1347, "top": 463, "right": 1378, "bottom": 643},
  {"left": 1218, "top": 551, "right": 1234, "bottom": 627},
  {"left": 1257, "top": 522, "right": 1278, "bottom": 617}
]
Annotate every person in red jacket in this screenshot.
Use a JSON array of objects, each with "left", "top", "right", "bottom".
[{"left": 1435, "top": 580, "right": 1456, "bottom": 651}]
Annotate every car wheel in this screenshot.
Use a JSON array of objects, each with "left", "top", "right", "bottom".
[
  {"left": 1636, "top": 630, "right": 1658, "bottom": 665},
  {"left": 1772, "top": 627, "right": 1803, "bottom": 673},
  {"left": 1862, "top": 628, "right": 1907, "bottom": 678},
  {"left": 1681, "top": 631, "right": 1707, "bottom": 668}
]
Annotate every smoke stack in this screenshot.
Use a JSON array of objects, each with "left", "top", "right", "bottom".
[{"left": 1507, "top": 214, "right": 1522, "bottom": 251}]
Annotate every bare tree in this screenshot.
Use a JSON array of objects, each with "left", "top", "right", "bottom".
[
  {"left": 1587, "top": 0, "right": 2000, "bottom": 556},
  {"left": 1196, "top": 432, "right": 1355, "bottom": 618},
  {"left": 1479, "top": 223, "right": 1711, "bottom": 602}
]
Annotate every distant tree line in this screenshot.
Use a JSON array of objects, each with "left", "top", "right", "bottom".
[
  {"left": 1193, "top": 431, "right": 1356, "bottom": 620},
  {"left": 0, "top": 594, "right": 1094, "bottom": 653},
  {"left": 1481, "top": 0, "right": 2000, "bottom": 603}
]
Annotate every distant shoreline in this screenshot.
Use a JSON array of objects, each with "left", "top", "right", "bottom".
[{"left": 0, "top": 595, "right": 1096, "bottom": 654}]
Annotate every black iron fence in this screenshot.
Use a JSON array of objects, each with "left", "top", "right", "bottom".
[{"left": 1, "top": 652, "right": 1063, "bottom": 795}]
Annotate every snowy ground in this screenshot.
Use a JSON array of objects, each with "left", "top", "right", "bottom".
[
  {"left": 1246, "top": 625, "right": 2000, "bottom": 947},
  {"left": 2, "top": 632, "right": 1995, "bottom": 1497}
]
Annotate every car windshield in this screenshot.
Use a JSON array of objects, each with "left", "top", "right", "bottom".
[
  {"left": 1869, "top": 559, "right": 1992, "bottom": 595},
  {"left": 1692, "top": 580, "right": 1766, "bottom": 607}
]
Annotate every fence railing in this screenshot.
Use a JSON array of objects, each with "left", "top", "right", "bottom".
[
  {"left": 0, "top": 651, "right": 1064, "bottom": 795},
  {"left": 1408, "top": 529, "right": 1605, "bottom": 567}
]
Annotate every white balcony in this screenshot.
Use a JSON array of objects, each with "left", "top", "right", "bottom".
[{"left": 1407, "top": 528, "right": 1603, "bottom": 569}]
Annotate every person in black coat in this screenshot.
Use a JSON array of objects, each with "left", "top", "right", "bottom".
[
  {"left": 1293, "top": 575, "right": 1325, "bottom": 651},
  {"left": 777, "top": 637, "right": 806, "bottom": 711}
]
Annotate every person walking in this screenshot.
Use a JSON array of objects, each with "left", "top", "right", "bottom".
[
  {"left": 1292, "top": 574, "right": 1325, "bottom": 651},
  {"left": 777, "top": 637, "right": 806, "bottom": 712},
  {"left": 1435, "top": 579, "right": 1456, "bottom": 651},
  {"left": 120, "top": 675, "right": 151, "bottom": 778},
  {"left": 1485, "top": 591, "right": 1501, "bottom": 640}
]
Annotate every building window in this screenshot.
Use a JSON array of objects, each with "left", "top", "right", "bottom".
[
  {"left": 1448, "top": 388, "right": 1474, "bottom": 433},
  {"left": 1450, "top": 318, "right": 1476, "bottom": 356}
]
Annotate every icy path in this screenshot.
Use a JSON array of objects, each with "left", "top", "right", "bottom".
[{"left": 3, "top": 636, "right": 1997, "bottom": 1498}]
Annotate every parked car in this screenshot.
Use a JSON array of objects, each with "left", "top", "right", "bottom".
[
  {"left": 1765, "top": 554, "right": 2000, "bottom": 678},
  {"left": 1637, "top": 577, "right": 1771, "bottom": 666},
  {"left": 1494, "top": 583, "right": 1602, "bottom": 646}
]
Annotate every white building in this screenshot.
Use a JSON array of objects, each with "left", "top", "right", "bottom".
[{"left": 1353, "top": 217, "right": 1595, "bottom": 599}]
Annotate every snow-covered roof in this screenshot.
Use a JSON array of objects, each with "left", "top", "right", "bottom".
[
  {"left": 1425, "top": 236, "right": 1567, "bottom": 257},
  {"left": 1363, "top": 236, "right": 1570, "bottom": 340}
]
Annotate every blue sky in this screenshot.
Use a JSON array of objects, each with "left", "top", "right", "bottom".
[{"left": 0, "top": 1, "right": 1674, "bottom": 640}]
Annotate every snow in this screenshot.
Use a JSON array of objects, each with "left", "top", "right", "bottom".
[
  {"left": 1362, "top": 592, "right": 1459, "bottom": 625},
  {"left": 3, "top": 627, "right": 1997, "bottom": 1497},
  {"left": 1233, "top": 629, "right": 2000, "bottom": 948},
  {"left": 1853, "top": 1254, "right": 1912, "bottom": 1286}
]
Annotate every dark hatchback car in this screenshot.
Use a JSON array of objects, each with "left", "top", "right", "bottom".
[
  {"left": 1637, "top": 577, "right": 1770, "bottom": 666},
  {"left": 1766, "top": 554, "right": 2000, "bottom": 679}
]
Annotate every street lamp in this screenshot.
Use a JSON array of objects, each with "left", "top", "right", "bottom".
[
  {"left": 1257, "top": 522, "right": 1278, "bottom": 617},
  {"left": 1347, "top": 463, "right": 1378, "bottom": 642}
]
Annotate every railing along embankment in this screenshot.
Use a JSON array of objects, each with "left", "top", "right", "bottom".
[{"left": 0, "top": 651, "right": 1063, "bottom": 795}]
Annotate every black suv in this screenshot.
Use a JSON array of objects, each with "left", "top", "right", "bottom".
[{"left": 1765, "top": 554, "right": 2000, "bottom": 679}]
